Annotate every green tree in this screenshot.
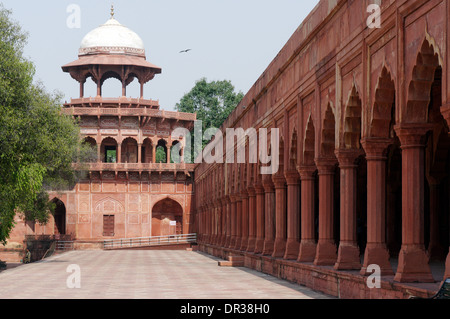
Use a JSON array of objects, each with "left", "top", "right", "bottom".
[
  {"left": 0, "top": 5, "right": 94, "bottom": 244},
  {"left": 175, "top": 78, "right": 244, "bottom": 162},
  {"left": 155, "top": 146, "right": 166, "bottom": 163}
]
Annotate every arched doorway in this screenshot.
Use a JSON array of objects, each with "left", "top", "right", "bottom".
[
  {"left": 152, "top": 198, "right": 183, "bottom": 237},
  {"left": 52, "top": 198, "right": 66, "bottom": 235}
]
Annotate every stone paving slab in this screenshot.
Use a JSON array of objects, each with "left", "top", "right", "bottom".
[{"left": 0, "top": 250, "right": 332, "bottom": 299}]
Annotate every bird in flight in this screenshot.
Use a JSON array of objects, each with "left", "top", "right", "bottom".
[{"left": 179, "top": 49, "right": 192, "bottom": 53}]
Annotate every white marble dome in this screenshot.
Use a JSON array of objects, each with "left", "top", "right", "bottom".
[{"left": 79, "top": 18, "right": 145, "bottom": 57}]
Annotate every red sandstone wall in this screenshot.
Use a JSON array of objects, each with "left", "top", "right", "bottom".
[{"left": 194, "top": 0, "right": 450, "bottom": 289}]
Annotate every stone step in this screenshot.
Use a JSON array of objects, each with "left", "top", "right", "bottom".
[{"left": 218, "top": 255, "right": 245, "bottom": 267}]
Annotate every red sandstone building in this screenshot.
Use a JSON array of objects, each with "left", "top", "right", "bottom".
[
  {"left": 1, "top": 11, "right": 196, "bottom": 257},
  {"left": 195, "top": 0, "right": 450, "bottom": 298},
  {"left": 2, "top": 0, "right": 450, "bottom": 300}
]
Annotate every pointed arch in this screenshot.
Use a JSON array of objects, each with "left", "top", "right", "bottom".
[
  {"left": 303, "top": 116, "right": 316, "bottom": 166},
  {"left": 321, "top": 104, "right": 336, "bottom": 157},
  {"left": 370, "top": 67, "right": 396, "bottom": 139},
  {"left": 277, "top": 136, "right": 285, "bottom": 175},
  {"left": 405, "top": 38, "right": 442, "bottom": 123},
  {"left": 343, "top": 86, "right": 362, "bottom": 149},
  {"left": 288, "top": 128, "right": 298, "bottom": 170}
]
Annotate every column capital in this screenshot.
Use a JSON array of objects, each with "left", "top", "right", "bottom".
[
  {"left": 247, "top": 187, "right": 256, "bottom": 197},
  {"left": 262, "top": 179, "right": 275, "bottom": 192},
  {"left": 272, "top": 177, "right": 286, "bottom": 189},
  {"left": 315, "top": 157, "right": 337, "bottom": 174},
  {"left": 254, "top": 185, "right": 265, "bottom": 195},
  {"left": 298, "top": 166, "right": 317, "bottom": 180},
  {"left": 335, "top": 149, "right": 364, "bottom": 168},
  {"left": 285, "top": 170, "right": 300, "bottom": 185},
  {"left": 361, "top": 138, "right": 393, "bottom": 159},
  {"left": 394, "top": 123, "right": 434, "bottom": 148}
]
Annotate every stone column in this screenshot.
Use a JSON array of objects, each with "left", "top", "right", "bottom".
[
  {"left": 152, "top": 144, "right": 156, "bottom": 163},
  {"left": 224, "top": 197, "right": 231, "bottom": 247},
  {"left": 254, "top": 185, "right": 265, "bottom": 254},
  {"left": 247, "top": 187, "right": 257, "bottom": 252},
  {"left": 229, "top": 195, "right": 237, "bottom": 249},
  {"left": 97, "top": 143, "right": 101, "bottom": 163},
  {"left": 233, "top": 195, "right": 242, "bottom": 250},
  {"left": 240, "top": 191, "right": 249, "bottom": 251},
  {"left": 97, "top": 79, "right": 102, "bottom": 97},
  {"left": 272, "top": 176, "right": 287, "bottom": 258},
  {"left": 314, "top": 159, "right": 337, "bottom": 266},
  {"left": 122, "top": 80, "right": 126, "bottom": 97},
  {"left": 205, "top": 205, "right": 211, "bottom": 244},
  {"left": 284, "top": 171, "right": 301, "bottom": 260},
  {"left": 197, "top": 208, "right": 202, "bottom": 243},
  {"left": 140, "top": 81, "right": 144, "bottom": 99},
  {"left": 166, "top": 142, "right": 171, "bottom": 164},
  {"left": 117, "top": 143, "right": 122, "bottom": 163},
  {"left": 79, "top": 80, "right": 85, "bottom": 98},
  {"left": 334, "top": 150, "right": 362, "bottom": 270},
  {"left": 446, "top": 252, "right": 450, "bottom": 281},
  {"left": 180, "top": 147, "right": 185, "bottom": 164},
  {"left": 360, "top": 139, "right": 394, "bottom": 276},
  {"left": 137, "top": 143, "right": 142, "bottom": 164},
  {"left": 204, "top": 207, "right": 208, "bottom": 243},
  {"left": 444, "top": 106, "right": 450, "bottom": 280},
  {"left": 211, "top": 204, "right": 217, "bottom": 245},
  {"left": 394, "top": 125, "right": 434, "bottom": 283},
  {"left": 262, "top": 179, "right": 276, "bottom": 256},
  {"left": 298, "top": 167, "right": 317, "bottom": 262},
  {"left": 220, "top": 199, "right": 227, "bottom": 246}
]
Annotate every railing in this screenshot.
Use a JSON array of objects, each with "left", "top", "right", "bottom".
[
  {"left": 64, "top": 97, "right": 160, "bottom": 108},
  {"left": 56, "top": 241, "right": 75, "bottom": 251},
  {"left": 62, "top": 106, "right": 197, "bottom": 121},
  {"left": 42, "top": 241, "right": 57, "bottom": 260},
  {"left": 103, "top": 233, "right": 197, "bottom": 250},
  {"left": 73, "top": 162, "right": 196, "bottom": 172}
]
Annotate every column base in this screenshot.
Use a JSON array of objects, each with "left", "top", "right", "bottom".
[
  {"left": 314, "top": 240, "right": 337, "bottom": 266},
  {"left": 445, "top": 249, "right": 450, "bottom": 280},
  {"left": 246, "top": 237, "right": 256, "bottom": 253},
  {"left": 219, "top": 236, "right": 226, "bottom": 247},
  {"left": 228, "top": 237, "right": 236, "bottom": 249},
  {"left": 394, "top": 245, "right": 435, "bottom": 283},
  {"left": 297, "top": 240, "right": 317, "bottom": 262},
  {"left": 233, "top": 238, "right": 242, "bottom": 250},
  {"left": 272, "top": 239, "right": 286, "bottom": 258},
  {"left": 334, "top": 243, "right": 361, "bottom": 270},
  {"left": 224, "top": 236, "right": 231, "bottom": 248},
  {"left": 262, "top": 239, "right": 274, "bottom": 256},
  {"left": 283, "top": 239, "right": 299, "bottom": 260},
  {"left": 240, "top": 238, "right": 248, "bottom": 251},
  {"left": 254, "top": 238, "right": 264, "bottom": 254},
  {"left": 360, "top": 243, "right": 394, "bottom": 276}
]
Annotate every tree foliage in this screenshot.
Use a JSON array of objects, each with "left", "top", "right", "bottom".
[
  {"left": 0, "top": 5, "right": 95, "bottom": 244},
  {"left": 176, "top": 78, "right": 244, "bottom": 132},
  {"left": 175, "top": 78, "right": 244, "bottom": 162}
]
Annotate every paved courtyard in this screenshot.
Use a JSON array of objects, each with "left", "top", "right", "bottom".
[{"left": 0, "top": 250, "right": 331, "bottom": 299}]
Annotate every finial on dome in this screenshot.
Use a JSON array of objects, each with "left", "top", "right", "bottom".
[{"left": 110, "top": 4, "right": 115, "bottom": 19}]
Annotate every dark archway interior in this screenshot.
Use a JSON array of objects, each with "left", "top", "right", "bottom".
[
  {"left": 152, "top": 198, "right": 183, "bottom": 237},
  {"left": 53, "top": 199, "right": 66, "bottom": 235}
]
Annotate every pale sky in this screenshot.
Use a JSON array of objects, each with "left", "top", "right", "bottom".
[{"left": 1, "top": 0, "right": 320, "bottom": 111}]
